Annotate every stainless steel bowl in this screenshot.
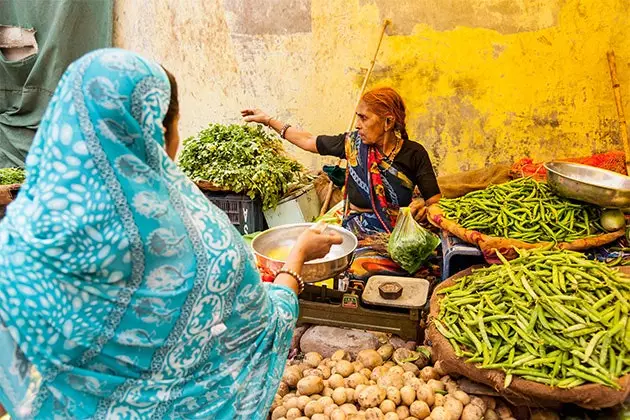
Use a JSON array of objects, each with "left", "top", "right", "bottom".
[
  {"left": 544, "top": 162, "right": 630, "bottom": 208},
  {"left": 251, "top": 223, "right": 357, "bottom": 283}
]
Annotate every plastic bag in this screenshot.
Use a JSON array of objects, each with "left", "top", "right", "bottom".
[{"left": 388, "top": 207, "right": 440, "bottom": 274}]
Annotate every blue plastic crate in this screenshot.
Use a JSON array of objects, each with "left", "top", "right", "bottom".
[
  {"left": 440, "top": 230, "right": 485, "bottom": 282},
  {"left": 202, "top": 191, "right": 267, "bottom": 235}
]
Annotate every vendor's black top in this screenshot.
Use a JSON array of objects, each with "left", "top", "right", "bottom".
[{"left": 316, "top": 133, "right": 440, "bottom": 209}]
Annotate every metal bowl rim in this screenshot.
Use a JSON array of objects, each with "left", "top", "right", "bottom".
[
  {"left": 250, "top": 222, "right": 358, "bottom": 266},
  {"left": 543, "top": 161, "right": 630, "bottom": 193}
]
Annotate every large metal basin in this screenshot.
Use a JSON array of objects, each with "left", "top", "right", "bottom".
[
  {"left": 251, "top": 223, "right": 357, "bottom": 283},
  {"left": 544, "top": 162, "right": 630, "bottom": 208}
]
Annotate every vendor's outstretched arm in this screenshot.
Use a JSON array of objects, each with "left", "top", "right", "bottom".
[{"left": 241, "top": 108, "right": 318, "bottom": 153}]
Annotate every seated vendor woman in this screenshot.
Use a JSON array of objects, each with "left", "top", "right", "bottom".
[{"left": 242, "top": 87, "right": 441, "bottom": 236}]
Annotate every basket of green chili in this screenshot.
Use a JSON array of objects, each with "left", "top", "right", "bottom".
[
  {"left": 428, "top": 178, "right": 625, "bottom": 261},
  {"left": 427, "top": 248, "right": 630, "bottom": 408}
]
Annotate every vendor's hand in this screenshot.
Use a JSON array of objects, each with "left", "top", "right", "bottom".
[
  {"left": 291, "top": 226, "right": 343, "bottom": 262},
  {"left": 409, "top": 198, "right": 427, "bottom": 222},
  {"left": 241, "top": 108, "right": 271, "bottom": 125}
]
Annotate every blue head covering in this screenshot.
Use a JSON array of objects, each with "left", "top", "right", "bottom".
[{"left": 0, "top": 48, "right": 298, "bottom": 419}]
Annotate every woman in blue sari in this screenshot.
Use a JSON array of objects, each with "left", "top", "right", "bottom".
[{"left": 0, "top": 49, "right": 341, "bottom": 419}]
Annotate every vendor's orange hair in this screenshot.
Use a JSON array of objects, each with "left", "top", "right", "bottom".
[{"left": 361, "top": 87, "right": 409, "bottom": 141}]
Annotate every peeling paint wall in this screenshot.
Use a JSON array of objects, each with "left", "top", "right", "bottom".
[{"left": 114, "top": 0, "right": 630, "bottom": 175}]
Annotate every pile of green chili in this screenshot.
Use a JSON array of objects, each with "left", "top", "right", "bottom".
[
  {"left": 438, "top": 178, "right": 604, "bottom": 243},
  {"left": 434, "top": 249, "right": 630, "bottom": 389}
]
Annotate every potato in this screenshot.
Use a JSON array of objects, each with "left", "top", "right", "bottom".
[
  {"left": 426, "top": 379, "right": 444, "bottom": 393},
  {"left": 305, "top": 352, "right": 324, "bottom": 368},
  {"left": 386, "top": 387, "right": 401, "bottom": 405},
  {"left": 329, "top": 373, "right": 346, "bottom": 389},
  {"left": 495, "top": 405, "right": 513, "bottom": 419},
  {"left": 312, "top": 415, "right": 329, "bottom": 420},
  {"left": 377, "top": 344, "right": 394, "bottom": 361},
  {"left": 312, "top": 394, "right": 323, "bottom": 400},
  {"left": 366, "top": 407, "right": 385, "bottom": 420},
  {"left": 358, "top": 385, "right": 385, "bottom": 408},
  {"left": 284, "top": 397, "right": 299, "bottom": 410},
  {"left": 380, "top": 399, "right": 396, "bottom": 413},
  {"left": 360, "top": 368, "right": 373, "bottom": 378},
  {"left": 419, "top": 367, "right": 439, "bottom": 382},
  {"left": 461, "top": 404, "right": 484, "bottom": 420},
  {"left": 479, "top": 396, "right": 496, "bottom": 410},
  {"left": 332, "top": 387, "right": 347, "bottom": 405},
  {"left": 433, "top": 361, "right": 446, "bottom": 377},
  {"left": 297, "top": 396, "right": 311, "bottom": 411},
  {"left": 358, "top": 348, "right": 384, "bottom": 369},
  {"left": 371, "top": 366, "right": 389, "bottom": 381},
  {"left": 377, "top": 372, "right": 404, "bottom": 389},
  {"left": 283, "top": 392, "right": 296, "bottom": 402},
  {"left": 277, "top": 382, "right": 290, "bottom": 397},
  {"left": 428, "top": 406, "right": 449, "bottom": 420},
  {"left": 409, "top": 401, "right": 430, "bottom": 419},
  {"left": 332, "top": 350, "right": 351, "bottom": 361},
  {"left": 324, "top": 387, "right": 334, "bottom": 397},
  {"left": 415, "top": 385, "right": 435, "bottom": 407},
  {"left": 325, "top": 404, "right": 340, "bottom": 416},
  {"left": 408, "top": 378, "right": 423, "bottom": 393},
  {"left": 389, "top": 366, "right": 405, "bottom": 376},
  {"left": 331, "top": 408, "right": 347, "bottom": 420},
  {"left": 353, "top": 361, "right": 365, "bottom": 372},
  {"left": 396, "top": 405, "right": 410, "bottom": 419},
  {"left": 444, "top": 396, "right": 464, "bottom": 419},
  {"left": 297, "top": 376, "right": 324, "bottom": 396},
  {"left": 305, "top": 400, "right": 325, "bottom": 417},
  {"left": 321, "top": 358, "right": 334, "bottom": 367},
  {"left": 295, "top": 417, "right": 310, "bottom": 420},
  {"left": 400, "top": 385, "right": 416, "bottom": 406},
  {"left": 319, "top": 396, "right": 334, "bottom": 407},
  {"left": 468, "top": 397, "right": 486, "bottom": 413},
  {"left": 384, "top": 413, "right": 399, "bottom": 420},
  {"left": 297, "top": 363, "right": 311, "bottom": 373},
  {"left": 340, "top": 403, "right": 359, "bottom": 414},
  {"left": 272, "top": 406, "right": 288, "bottom": 420},
  {"left": 356, "top": 384, "right": 368, "bottom": 396},
  {"left": 304, "top": 368, "right": 325, "bottom": 378},
  {"left": 383, "top": 361, "right": 396, "bottom": 368},
  {"left": 286, "top": 407, "right": 302, "bottom": 420},
  {"left": 401, "top": 362, "right": 420, "bottom": 376},
  {"left": 345, "top": 388, "right": 355, "bottom": 403},
  {"left": 319, "top": 365, "right": 332, "bottom": 379},
  {"left": 402, "top": 371, "right": 417, "bottom": 384},
  {"left": 348, "top": 414, "right": 367, "bottom": 420},
  {"left": 283, "top": 366, "right": 303, "bottom": 387},
  {"left": 334, "top": 361, "right": 355, "bottom": 378},
  {"left": 451, "top": 390, "right": 470, "bottom": 406},
  {"left": 347, "top": 373, "right": 369, "bottom": 389},
  {"left": 485, "top": 409, "right": 500, "bottom": 420},
  {"left": 433, "top": 394, "right": 445, "bottom": 407}
]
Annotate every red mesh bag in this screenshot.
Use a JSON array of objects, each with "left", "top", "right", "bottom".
[{"left": 510, "top": 151, "right": 627, "bottom": 180}]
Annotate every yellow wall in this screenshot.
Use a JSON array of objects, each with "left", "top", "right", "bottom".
[{"left": 114, "top": 0, "right": 630, "bottom": 175}]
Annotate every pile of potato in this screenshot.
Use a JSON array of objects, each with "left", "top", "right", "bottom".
[{"left": 270, "top": 345, "right": 517, "bottom": 420}]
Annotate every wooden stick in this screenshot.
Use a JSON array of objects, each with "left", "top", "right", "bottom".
[
  {"left": 607, "top": 50, "right": 630, "bottom": 174},
  {"left": 319, "top": 181, "right": 334, "bottom": 216},
  {"left": 320, "top": 19, "right": 391, "bottom": 216},
  {"left": 347, "top": 19, "right": 392, "bottom": 132}
]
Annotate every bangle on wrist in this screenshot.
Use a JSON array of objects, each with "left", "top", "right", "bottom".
[
  {"left": 275, "top": 268, "right": 304, "bottom": 294},
  {"left": 266, "top": 116, "right": 274, "bottom": 126},
  {"left": 280, "top": 123, "right": 292, "bottom": 139}
]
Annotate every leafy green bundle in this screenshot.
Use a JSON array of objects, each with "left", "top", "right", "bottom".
[
  {"left": 0, "top": 168, "right": 25, "bottom": 185},
  {"left": 178, "top": 124, "right": 305, "bottom": 209}
]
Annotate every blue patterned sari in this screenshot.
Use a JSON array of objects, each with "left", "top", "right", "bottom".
[{"left": 0, "top": 49, "right": 297, "bottom": 419}]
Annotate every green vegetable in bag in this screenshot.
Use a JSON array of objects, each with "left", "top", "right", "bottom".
[{"left": 388, "top": 207, "right": 440, "bottom": 274}]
